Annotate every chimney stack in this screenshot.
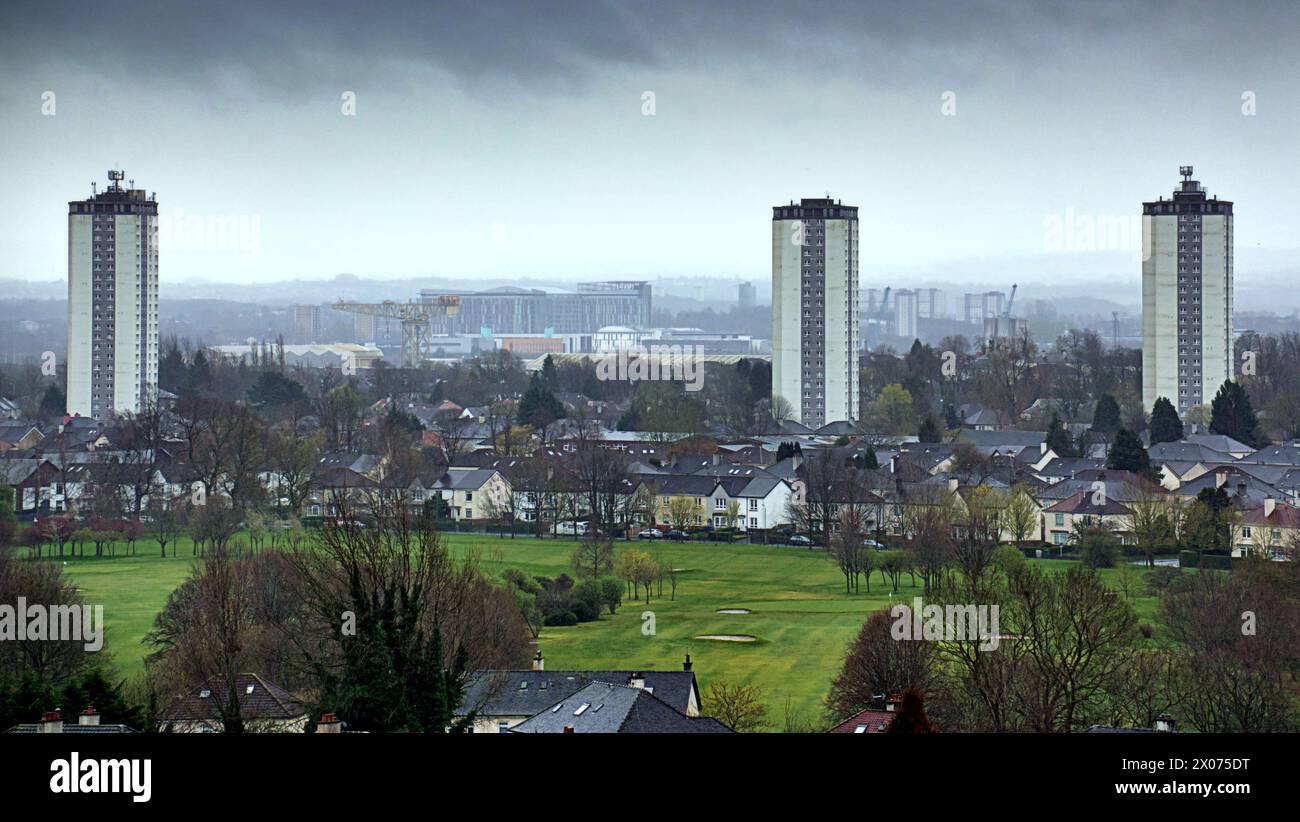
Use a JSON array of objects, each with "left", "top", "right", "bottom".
[
  {"left": 532, "top": 650, "right": 545, "bottom": 671},
  {"left": 1265, "top": 497, "right": 1276, "bottom": 517},
  {"left": 1216, "top": 471, "right": 1227, "bottom": 488},
  {"left": 884, "top": 694, "right": 902, "bottom": 713},
  {"left": 79, "top": 706, "right": 100, "bottom": 726},
  {"left": 682, "top": 654, "right": 693, "bottom": 672},
  {"left": 1154, "top": 714, "right": 1177, "bottom": 733},
  {"left": 38, "top": 711, "right": 63, "bottom": 733},
  {"left": 628, "top": 672, "right": 646, "bottom": 690},
  {"left": 317, "top": 713, "right": 342, "bottom": 734},
  {"left": 563, "top": 725, "right": 574, "bottom": 734}
]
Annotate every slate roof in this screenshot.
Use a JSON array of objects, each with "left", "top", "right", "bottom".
[
  {"left": 1036, "top": 457, "right": 1106, "bottom": 480},
  {"left": 1043, "top": 491, "right": 1133, "bottom": 516},
  {"left": 1038, "top": 470, "right": 1163, "bottom": 503},
  {"left": 1239, "top": 442, "right": 1300, "bottom": 465},
  {"left": 1185, "top": 434, "right": 1253, "bottom": 455},
  {"left": 509, "top": 682, "right": 731, "bottom": 734},
  {"left": 7, "top": 722, "right": 139, "bottom": 734},
  {"left": 1147, "top": 441, "right": 1232, "bottom": 464},
  {"left": 1175, "top": 468, "right": 1281, "bottom": 506},
  {"left": 436, "top": 467, "right": 499, "bottom": 491},
  {"left": 160, "top": 673, "right": 306, "bottom": 723},
  {"left": 458, "top": 668, "right": 700, "bottom": 718},
  {"left": 956, "top": 429, "right": 1047, "bottom": 448}
]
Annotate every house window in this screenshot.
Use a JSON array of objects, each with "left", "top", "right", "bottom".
[
  {"left": 1241, "top": 526, "right": 1251, "bottom": 538},
  {"left": 1055, "top": 513, "right": 1065, "bottom": 526},
  {"left": 465, "top": 507, "right": 473, "bottom": 519},
  {"left": 749, "top": 517, "right": 758, "bottom": 528},
  {"left": 465, "top": 492, "right": 473, "bottom": 502},
  {"left": 748, "top": 499, "right": 758, "bottom": 511},
  {"left": 1052, "top": 532, "right": 1067, "bottom": 545},
  {"left": 715, "top": 498, "right": 726, "bottom": 510}
]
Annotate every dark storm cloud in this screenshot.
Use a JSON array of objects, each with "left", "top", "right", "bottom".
[{"left": 5, "top": 0, "right": 1297, "bottom": 98}]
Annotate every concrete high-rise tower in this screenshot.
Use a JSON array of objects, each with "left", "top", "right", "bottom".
[
  {"left": 67, "top": 171, "right": 159, "bottom": 420},
  {"left": 771, "top": 197, "right": 859, "bottom": 426},
  {"left": 893, "top": 289, "right": 919, "bottom": 340},
  {"left": 1142, "top": 166, "right": 1233, "bottom": 415}
]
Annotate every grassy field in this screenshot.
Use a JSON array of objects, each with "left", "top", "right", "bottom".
[{"left": 41, "top": 534, "right": 1167, "bottom": 729}]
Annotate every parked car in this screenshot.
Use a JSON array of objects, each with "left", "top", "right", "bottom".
[
  {"left": 789, "top": 534, "right": 814, "bottom": 547},
  {"left": 863, "top": 539, "right": 886, "bottom": 550},
  {"left": 665, "top": 529, "right": 690, "bottom": 541},
  {"left": 637, "top": 528, "right": 664, "bottom": 540},
  {"left": 552, "top": 520, "right": 590, "bottom": 536}
]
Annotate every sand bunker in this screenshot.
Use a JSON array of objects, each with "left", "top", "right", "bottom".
[
  {"left": 696, "top": 634, "right": 756, "bottom": 642},
  {"left": 715, "top": 608, "right": 752, "bottom": 614}
]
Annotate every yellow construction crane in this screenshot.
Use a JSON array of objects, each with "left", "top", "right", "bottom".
[{"left": 332, "top": 297, "right": 460, "bottom": 367}]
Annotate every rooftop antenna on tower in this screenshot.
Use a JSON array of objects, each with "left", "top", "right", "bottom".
[
  {"left": 1179, "top": 165, "right": 1193, "bottom": 181},
  {"left": 107, "top": 169, "right": 125, "bottom": 192}
]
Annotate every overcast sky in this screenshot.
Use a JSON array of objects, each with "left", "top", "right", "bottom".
[{"left": 3, "top": 0, "right": 1299, "bottom": 288}]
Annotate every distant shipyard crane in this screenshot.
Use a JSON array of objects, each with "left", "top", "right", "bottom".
[
  {"left": 989, "top": 283, "right": 1017, "bottom": 343},
  {"left": 332, "top": 297, "right": 460, "bottom": 367}
]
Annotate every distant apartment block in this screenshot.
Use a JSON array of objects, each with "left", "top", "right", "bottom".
[
  {"left": 865, "top": 287, "right": 885, "bottom": 316},
  {"left": 738, "top": 281, "right": 756, "bottom": 309},
  {"left": 915, "top": 287, "right": 945, "bottom": 319},
  {"left": 67, "top": 170, "right": 159, "bottom": 420},
  {"left": 964, "top": 291, "right": 1006, "bottom": 325},
  {"left": 772, "top": 197, "right": 860, "bottom": 426},
  {"left": 420, "top": 281, "right": 651, "bottom": 335},
  {"left": 893, "top": 288, "right": 919, "bottom": 340},
  {"left": 1142, "top": 166, "right": 1233, "bottom": 414},
  {"left": 294, "top": 304, "right": 322, "bottom": 342}
]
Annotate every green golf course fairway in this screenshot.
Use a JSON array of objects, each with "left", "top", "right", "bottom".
[{"left": 51, "top": 534, "right": 1165, "bottom": 729}]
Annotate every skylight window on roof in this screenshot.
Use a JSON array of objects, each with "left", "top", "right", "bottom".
[{"left": 574, "top": 703, "right": 590, "bottom": 716}]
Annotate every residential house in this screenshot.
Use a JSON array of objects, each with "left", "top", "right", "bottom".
[
  {"left": 1236, "top": 497, "right": 1300, "bottom": 558},
  {"left": 159, "top": 673, "right": 308, "bottom": 733},
  {"left": 6, "top": 708, "right": 138, "bottom": 734},
  {"left": 457, "top": 653, "right": 704, "bottom": 733},
  {"left": 1042, "top": 491, "right": 1135, "bottom": 547}
]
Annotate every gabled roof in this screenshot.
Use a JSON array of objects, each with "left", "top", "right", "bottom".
[
  {"left": 956, "top": 429, "right": 1047, "bottom": 448},
  {"left": 1043, "top": 490, "right": 1133, "bottom": 516},
  {"left": 1039, "top": 470, "right": 1163, "bottom": 503},
  {"left": 509, "top": 682, "right": 731, "bottom": 734},
  {"left": 1186, "top": 433, "right": 1253, "bottom": 455},
  {"left": 827, "top": 708, "right": 894, "bottom": 734},
  {"left": 1036, "top": 457, "right": 1106, "bottom": 479},
  {"left": 160, "top": 673, "right": 305, "bottom": 723},
  {"left": 1242, "top": 501, "right": 1300, "bottom": 529},
  {"left": 458, "top": 669, "right": 700, "bottom": 718},
  {"left": 1175, "top": 467, "right": 1280, "bottom": 506},
  {"left": 1147, "top": 441, "right": 1232, "bottom": 464},
  {"left": 1239, "top": 442, "right": 1300, "bottom": 466},
  {"left": 436, "top": 467, "right": 500, "bottom": 491}
]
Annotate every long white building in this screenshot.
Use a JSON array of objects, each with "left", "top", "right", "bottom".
[
  {"left": 771, "top": 197, "right": 860, "bottom": 427},
  {"left": 67, "top": 171, "right": 159, "bottom": 420},
  {"left": 1142, "top": 166, "right": 1233, "bottom": 414}
]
